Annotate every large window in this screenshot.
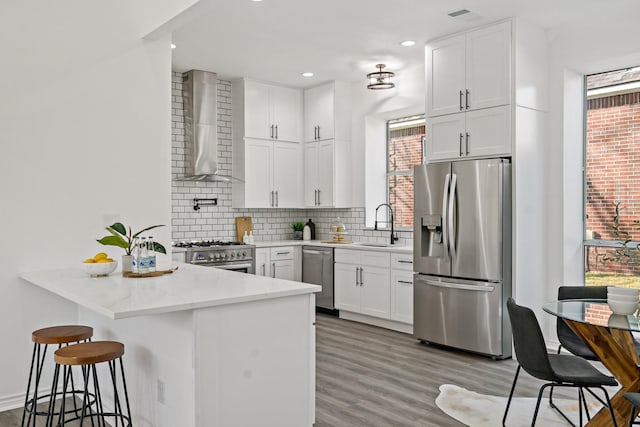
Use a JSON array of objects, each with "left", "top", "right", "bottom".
[
  {"left": 584, "top": 66, "right": 640, "bottom": 287},
  {"left": 387, "top": 116, "right": 425, "bottom": 229}
]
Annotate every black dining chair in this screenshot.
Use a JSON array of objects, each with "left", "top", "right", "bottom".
[
  {"left": 624, "top": 393, "right": 640, "bottom": 426},
  {"left": 503, "top": 297, "right": 618, "bottom": 427},
  {"left": 556, "top": 285, "right": 608, "bottom": 359}
]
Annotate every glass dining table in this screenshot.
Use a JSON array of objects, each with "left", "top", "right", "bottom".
[{"left": 543, "top": 299, "right": 640, "bottom": 427}]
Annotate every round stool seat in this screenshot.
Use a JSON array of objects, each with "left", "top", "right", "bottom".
[
  {"left": 32, "top": 325, "right": 93, "bottom": 345},
  {"left": 54, "top": 341, "right": 124, "bottom": 366}
]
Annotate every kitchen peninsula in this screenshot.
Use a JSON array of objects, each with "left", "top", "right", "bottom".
[{"left": 20, "top": 264, "right": 320, "bottom": 427}]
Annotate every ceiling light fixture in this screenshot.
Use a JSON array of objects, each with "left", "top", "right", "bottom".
[
  {"left": 301, "top": 72, "right": 314, "bottom": 77},
  {"left": 171, "top": 43, "right": 176, "bottom": 49},
  {"left": 367, "top": 64, "right": 395, "bottom": 90},
  {"left": 400, "top": 40, "right": 416, "bottom": 47}
]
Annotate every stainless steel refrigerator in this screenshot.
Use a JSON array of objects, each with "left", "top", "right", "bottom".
[{"left": 413, "top": 158, "right": 512, "bottom": 358}]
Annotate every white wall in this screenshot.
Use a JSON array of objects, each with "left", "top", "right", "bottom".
[
  {"left": 545, "top": 12, "right": 640, "bottom": 341},
  {"left": 0, "top": 1, "right": 183, "bottom": 410}
]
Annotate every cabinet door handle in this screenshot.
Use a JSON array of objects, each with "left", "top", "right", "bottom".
[
  {"left": 398, "top": 280, "right": 413, "bottom": 285},
  {"left": 459, "top": 90, "right": 464, "bottom": 110},
  {"left": 317, "top": 126, "right": 320, "bottom": 140},
  {"left": 262, "top": 264, "right": 266, "bottom": 275},
  {"left": 355, "top": 267, "right": 359, "bottom": 286},
  {"left": 271, "top": 190, "right": 274, "bottom": 207},
  {"left": 360, "top": 267, "right": 364, "bottom": 286},
  {"left": 276, "top": 190, "right": 279, "bottom": 207},
  {"left": 317, "top": 189, "right": 321, "bottom": 205},
  {"left": 459, "top": 133, "right": 464, "bottom": 156},
  {"left": 465, "top": 89, "right": 470, "bottom": 109},
  {"left": 398, "top": 260, "right": 413, "bottom": 264},
  {"left": 272, "top": 262, "right": 276, "bottom": 278},
  {"left": 465, "top": 132, "right": 470, "bottom": 155},
  {"left": 275, "top": 125, "right": 278, "bottom": 139},
  {"left": 270, "top": 124, "right": 274, "bottom": 139}
]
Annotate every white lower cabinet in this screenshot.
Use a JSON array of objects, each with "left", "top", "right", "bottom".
[
  {"left": 390, "top": 253, "right": 414, "bottom": 324},
  {"left": 256, "top": 247, "right": 295, "bottom": 280},
  {"left": 334, "top": 249, "right": 391, "bottom": 319}
]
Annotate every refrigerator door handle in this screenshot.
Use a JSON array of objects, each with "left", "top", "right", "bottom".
[
  {"left": 442, "top": 173, "right": 451, "bottom": 255},
  {"left": 416, "top": 277, "right": 494, "bottom": 292},
  {"left": 448, "top": 173, "right": 457, "bottom": 259}
]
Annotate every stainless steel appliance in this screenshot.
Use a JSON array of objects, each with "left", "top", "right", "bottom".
[
  {"left": 174, "top": 240, "right": 255, "bottom": 274},
  {"left": 413, "top": 158, "right": 511, "bottom": 358},
  {"left": 302, "top": 246, "right": 334, "bottom": 310}
]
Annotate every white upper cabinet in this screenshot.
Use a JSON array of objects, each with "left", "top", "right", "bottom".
[
  {"left": 426, "top": 21, "right": 511, "bottom": 117},
  {"left": 232, "top": 79, "right": 303, "bottom": 208},
  {"left": 427, "top": 105, "right": 511, "bottom": 161},
  {"left": 242, "top": 79, "right": 302, "bottom": 142},
  {"left": 304, "top": 83, "right": 335, "bottom": 142},
  {"left": 302, "top": 81, "right": 353, "bottom": 208}
]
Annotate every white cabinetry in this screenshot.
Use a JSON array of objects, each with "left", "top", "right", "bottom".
[
  {"left": 238, "top": 138, "right": 302, "bottom": 208},
  {"left": 425, "top": 19, "right": 547, "bottom": 163},
  {"left": 256, "top": 247, "right": 295, "bottom": 281},
  {"left": 302, "top": 81, "right": 353, "bottom": 208},
  {"left": 426, "top": 21, "right": 511, "bottom": 117},
  {"left": 243, "top": 80, "right": 302, "bottom": 142},
  {"left": 427, "top": 105, "right": 511, "bottom": 161},
  {"left": 390, "top": 253, "right": 414, "bottom": 324},
  {"left": 334, "top": 249, "right": 390, "bottom": 319}
]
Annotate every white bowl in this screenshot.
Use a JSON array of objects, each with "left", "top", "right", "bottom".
[
  {"left": 81, "top": 261, "right": 117, "bottom": 277},
  {"left": 607, "top": 298, "right": 638, "bottom": 315},
  {"left": 608, "top": 286, "right": 640, "bottom": 297}
]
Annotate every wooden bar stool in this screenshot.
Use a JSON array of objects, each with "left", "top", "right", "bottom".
[
  {"left": 46, "top": 341, "right": 132, "bottom": 427},
  {"left": 22, "top": 325, "right": 93, "bottom": 427}
]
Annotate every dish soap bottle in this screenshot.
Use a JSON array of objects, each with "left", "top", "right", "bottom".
[
  {"left": 243, "top": 231, "right": 249, "bottom": 243},
  {"left": 303, "top": 224, "right": 311, "bottom": 241}
]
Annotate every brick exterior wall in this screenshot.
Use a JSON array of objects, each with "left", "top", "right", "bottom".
[
  {"left": 388, "top": 126, "right": 424, "bottom": 228},
  {"left": 585, "top": 90, "right": 640, "bottom": 274}
]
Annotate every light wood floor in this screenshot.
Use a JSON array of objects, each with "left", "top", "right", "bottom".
[{"left": 1, "top": 313, "right": 572, "bottom": 427}]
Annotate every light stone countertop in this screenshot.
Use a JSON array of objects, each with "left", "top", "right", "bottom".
[
  {"left": 19, "top": 263, "right": 320, "bottom": 320},
  {"left": 253, "top": 240, "right": 413, "bottom": 254}
]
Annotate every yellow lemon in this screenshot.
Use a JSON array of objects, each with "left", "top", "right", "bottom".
[
  {"left": 83, "top": 258, "right": 96, "bottom": 263},
  {"left": 105, "top": 258, "right": 114, "bottom": 262},
  {"left": 96, "top": 259, "right": 112, "bottom": 263},
  {"left": 93, "top": 252, "right": 108, "bottom": 261}
]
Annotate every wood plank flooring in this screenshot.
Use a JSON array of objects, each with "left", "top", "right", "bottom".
[{"left": 1, "top": 313, "right": 573, "bottom": 427}]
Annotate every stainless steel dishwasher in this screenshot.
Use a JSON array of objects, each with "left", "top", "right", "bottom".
[{"left": 302, "top": 246, "right": 334, "bottom": 310}]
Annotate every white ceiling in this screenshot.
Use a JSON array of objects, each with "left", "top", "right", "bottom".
[{"left": 170, "top": 0, "right": 637, "bottom": 88}]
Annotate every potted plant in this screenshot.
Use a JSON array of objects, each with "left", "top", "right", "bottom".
[
  {"left": 97, "top": 222, "right": 167, "bottom": 272},
  {"left": 291, "top": 222, "right": 305, "bottom": 240}
]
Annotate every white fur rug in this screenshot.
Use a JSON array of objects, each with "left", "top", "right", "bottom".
[{"left": 435, "top": 384, "right": 604, "bottom": 427}]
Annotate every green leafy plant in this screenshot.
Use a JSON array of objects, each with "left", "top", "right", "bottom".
[
  {"left": 291, "top": 222, "right": 305, "bottom": 232},
  {"left": 97, "top": 222, "right": 167, "bottom": 256}
]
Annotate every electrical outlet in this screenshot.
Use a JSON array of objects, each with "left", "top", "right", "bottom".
[{"left": 157, "top": 379, "right": 165, "bottom": 404}]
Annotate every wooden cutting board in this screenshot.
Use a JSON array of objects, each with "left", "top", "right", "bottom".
[{"left": 235, "top": 216, "right": 253, "bottom": 242}]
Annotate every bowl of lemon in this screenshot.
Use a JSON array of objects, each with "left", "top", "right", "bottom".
[{"left": 82, "top": 252, "right": 117, "bottom": 277}]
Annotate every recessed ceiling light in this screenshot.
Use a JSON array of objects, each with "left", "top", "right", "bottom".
[
  {"left": 301, "top": 72, "right": 314, "bottom": 77},
  {"left": 400, "top": 40, "right": 416, "bottom": 47},
  {"left": 171, "top": 43, "right": 176, "bottom": 49},
  {"left": 251, "top": 0, "right": 263, "bottom": 2}
]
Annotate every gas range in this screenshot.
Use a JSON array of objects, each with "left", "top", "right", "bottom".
[{"left": 172, "top": 240, "right": 256, "bottom": 274}]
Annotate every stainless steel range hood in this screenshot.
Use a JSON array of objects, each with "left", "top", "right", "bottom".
[{"left": 179, "top": 70, "right": 243, "bottom": 183}]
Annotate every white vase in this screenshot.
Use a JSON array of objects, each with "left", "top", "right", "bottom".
[{"left": 122, "top": 255, "right": 133, "bottom": 273}]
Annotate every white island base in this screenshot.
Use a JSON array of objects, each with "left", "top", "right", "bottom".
[{"left": 20, "top": 264, "right": 318, "bottom": 427}]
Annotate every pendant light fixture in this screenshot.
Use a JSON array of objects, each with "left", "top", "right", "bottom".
[{"left": 367, "top": 64, "right": 395, "bottom": 90}]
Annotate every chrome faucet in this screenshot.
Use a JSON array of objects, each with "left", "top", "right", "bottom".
[{"left": 374, "top": 203, "right": 399, "bottom": 245}]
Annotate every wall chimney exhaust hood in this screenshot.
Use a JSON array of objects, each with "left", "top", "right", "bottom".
[{"left": 178, "top": 70, "right": 243, "bottom": 183}]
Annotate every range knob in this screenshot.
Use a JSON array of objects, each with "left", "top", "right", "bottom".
[
  {"left": 221, "top": 253, "right": 227, "bottom": 259},
  {"left": 214, "top": 253, "right": 221, "bottom": 261},
  {"left": 230, "top": 252, "right": 235, "bottom": 259},
  {"left": 241, "top": 251, "right": 247, "bottom": 257}
]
